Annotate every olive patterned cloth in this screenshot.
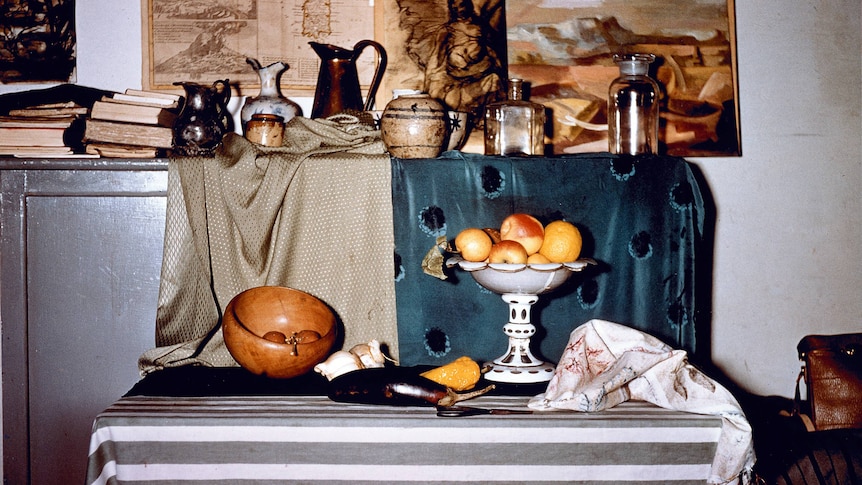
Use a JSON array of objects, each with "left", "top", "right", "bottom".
[
  {"left": 391, "top": 151, "right": 710, "bottom": 367},
  {"left": 139, "top": 119, "right": 397, "bottom": 374}
]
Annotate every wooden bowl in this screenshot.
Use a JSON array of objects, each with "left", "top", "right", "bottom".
[{"left": 223, "top": 286, "right": 338, "bottom": 379}]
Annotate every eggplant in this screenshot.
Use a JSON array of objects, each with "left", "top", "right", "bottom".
[{"left": 328, "top": 366, "right": 493, "bottom": 407}]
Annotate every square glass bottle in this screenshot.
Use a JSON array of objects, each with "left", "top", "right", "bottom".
[{"left": 484, "top": 79, "right": 546, "bottom": 156}]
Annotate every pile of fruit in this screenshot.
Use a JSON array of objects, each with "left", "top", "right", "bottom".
[{"left": 454, "top": 213, "right": 582, "bottom": 264}]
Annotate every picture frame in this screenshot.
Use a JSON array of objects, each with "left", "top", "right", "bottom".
[
  {"left": 376, "top": 0, "right": 508, "bottom": 122},
  {"left": 505, "top": 0, "right": 740, "bottom": 157},
  {"left": 141, "top": 0, "right": 378, "bottom": 97},
  {"left": 0, "top": 0, "right": 77, "bottom": 84}
]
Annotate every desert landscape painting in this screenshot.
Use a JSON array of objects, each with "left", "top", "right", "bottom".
[{"left": 506, "top": 0, "right": 739, "bottom": 156}]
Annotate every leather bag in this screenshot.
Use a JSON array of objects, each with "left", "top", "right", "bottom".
[{"left": 794, "top": 333, "right": 862, "bottom": 431}]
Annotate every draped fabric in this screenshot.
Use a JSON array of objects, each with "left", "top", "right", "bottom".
[
  {"left": 138, "top": 139, "right": 709, "bottom": 377},
  {"left": 390, "top": 152, "right": 709, "bottom": 367},
  {"left": 528, "top": 319, "right": 755, "bottom": 485},
  {"left": 139, "top": 118, "right": 397, "bottom": 373}
]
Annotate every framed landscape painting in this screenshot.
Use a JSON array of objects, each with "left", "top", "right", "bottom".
[{"left": 506, "top": 0, "right": 740, "bottom": 156}]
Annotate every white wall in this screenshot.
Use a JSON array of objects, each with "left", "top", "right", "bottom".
[
  {"left": 698, "top": 0, "right": 861, "bottom": 396},
  {"left": 2, "top": 0, "right": 860, "bottom": 398}
]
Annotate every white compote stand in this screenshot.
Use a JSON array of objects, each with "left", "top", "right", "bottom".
[{"left": 446, "top": 257, "right": 595, "bottom": 384}]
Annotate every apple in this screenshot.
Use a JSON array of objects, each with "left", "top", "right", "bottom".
[
  {"left": 454, "top": 227, "right": 493, "bottom": 262},
  {"left": 527, "top": 252, "right": 551, "bottom": 264},
  {"left": 500, "top": 213, "right": 544, "bottom": 255},
  {"left": 488, "top": 240, "right": 529, "bottom": 264}
]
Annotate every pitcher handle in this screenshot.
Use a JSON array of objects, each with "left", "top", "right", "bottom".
[
  {"left": 213, "top": 79, "right": 232, "bottom": 131},
  {"left": 352, "top": 40, "right": 388, "bottom": 111},
  {"left": 213, "top": 79, "right": 231, "bottom": 105}
]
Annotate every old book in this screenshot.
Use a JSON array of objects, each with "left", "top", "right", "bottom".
[
  {"left": 110, "top": 91, "right": 180, "bottom": 109},
  {"left": 123, "top": 88, "right": 181, "bottom": 101},
  {"left": 0, "top": 115, "right": 77, "bottom": 128},
  {"left": 84, "top": 119, "right": 173, "bottom": 148},
  {"left": 0, "top": 145, "right": 74, "bottom": 156},
  {"left": 85, "top": 142, "right": 163, "bottom": 158},
  {"left": 0, "top": 116, "right": 78, "bottom": 147},
  {"left": 90, "top": 100, "right": 177, "bottom": 126},
  {"left": 7, "top": 101, "right": 89, "bottom": 117}
]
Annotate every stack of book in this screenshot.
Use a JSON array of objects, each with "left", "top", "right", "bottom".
[
  {"left": 0, "top": 101, "right": 89, "bottom": 156},
  {"left": 84, "top": 89, "right": 182, "bottom": 158}
]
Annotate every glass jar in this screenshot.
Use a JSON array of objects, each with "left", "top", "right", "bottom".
[
  {"left": 484, "top": 79, "right": 546, "bottom": 156},
  {"left": 608, "top": 53, "right": 660, "bottom": 155}
]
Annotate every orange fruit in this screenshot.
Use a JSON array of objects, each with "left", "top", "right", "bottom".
[
  {"left": 454, "top": 227, "right": 493, "bottom": 262},
  {"left": 538, "top": 220, "right": 582, "bottom": 263}
]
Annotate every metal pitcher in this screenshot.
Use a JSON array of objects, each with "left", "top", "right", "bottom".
[
  {"left": 309, "top": 40, "right": 387, "bottom": 119},
  {"left": 172, "top": 79, "right": 232, "bottom": 156}
]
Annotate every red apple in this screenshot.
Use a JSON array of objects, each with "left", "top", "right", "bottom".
[
  {"left": 500, "top": 213, "right": 544, "bottom": 255},
  {"left": 488, "top": 240, "right": 529, "bottom": 264}
]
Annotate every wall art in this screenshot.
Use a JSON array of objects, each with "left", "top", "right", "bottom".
[
  {"left": 506, "top": 0, "right": 740, "bottom": 156},
  {"left": 141, "top": 0, "right": 377, "bottom": 96},
  {"left": 0, "top": 0, "right": 77, "bottom": 84},
  {"left": 378, "top": 0, "right": 508, "bottom": 124}
]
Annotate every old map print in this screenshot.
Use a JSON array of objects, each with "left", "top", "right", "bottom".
[{"left": 143, "top": 0, "right": 375, "bottom": 94}]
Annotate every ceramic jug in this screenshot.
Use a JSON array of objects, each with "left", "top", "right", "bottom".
[
  {"left": 380, "top": 93, "right": 448, "bottom": 159},
  {"left": 309, "top": 40, "right": 387, "bottom": 119},
  {"left": 240, "top": 58, "right": 301, "bottom": 133},
  {"left": 172, "top": 79, "right": 232, "bottom": 156}
]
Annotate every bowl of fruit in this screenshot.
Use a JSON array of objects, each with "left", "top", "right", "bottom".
[
  {"left": 445, "top": 213, "right": 595, "bottom": 383},
  {"left": 447, "top": 213, "right": 594, "bottom": 292},
  {"left": 222, "top": 286, "right": 338, "bottom": 379}
]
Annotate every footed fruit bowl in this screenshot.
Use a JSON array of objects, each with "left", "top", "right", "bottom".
[
  {"left": 446, "top": 256, "right": 595, "bottom": 384},
  {"left": 223, "top": 286, "right": 338, "bottom": 379},
  {"left": 447, "top": 259, "right": 594, "bottom": 295}
]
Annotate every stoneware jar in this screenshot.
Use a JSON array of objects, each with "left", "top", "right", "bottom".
[
  {"left": 380, "top": 93, "right": 448, "bottom": 159},
  {"left": 245, "top": 113, "right": 285, "bottom": 147}
]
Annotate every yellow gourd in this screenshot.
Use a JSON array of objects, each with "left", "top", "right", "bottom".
[{"left": 420, "top": 356, "right": 481, "bottom": 391}]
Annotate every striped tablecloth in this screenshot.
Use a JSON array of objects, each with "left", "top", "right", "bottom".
[{"left": 87, "top": 395, "right": 722, "bottom": 484}]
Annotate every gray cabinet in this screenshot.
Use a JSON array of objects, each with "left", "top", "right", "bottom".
[{"left": 1, "top": 159, "right": 168, "bottom": 484}]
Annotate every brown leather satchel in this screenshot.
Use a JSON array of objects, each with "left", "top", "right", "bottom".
[{"left": 794, "top": 333, "right": 862, "bottom": 431}]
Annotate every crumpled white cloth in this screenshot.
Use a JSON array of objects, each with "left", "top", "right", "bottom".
[{"left": 529, "top": 319, "right": 756, "bottom": 485}]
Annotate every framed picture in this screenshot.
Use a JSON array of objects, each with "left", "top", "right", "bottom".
[
  {"left": 506, "top": 0, "right": 740, "bottom": 156},
  {"left": 141, "top": 0, "right": 378, "bottom": 96},
  {"left": 377, "top": 0, "right": 508, "bottom": 122},
  {"left": 0, "top": 0, "right": 76, "bottom": 84}
]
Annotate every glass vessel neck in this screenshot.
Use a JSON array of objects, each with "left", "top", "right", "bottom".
[
  {"left": 613, "top": 53, "right": 656, "bottom": 76},
  {"left": 507, "top": 79, "right": 525, "bottom": 101}
]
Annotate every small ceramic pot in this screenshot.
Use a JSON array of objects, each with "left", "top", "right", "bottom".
[
  {"left": 245, "top": 113, "right": 285, "bottom": 147},
  {"left": 380, "top": 93, "right": 448, "bottom": 159}
]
